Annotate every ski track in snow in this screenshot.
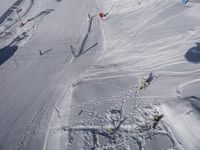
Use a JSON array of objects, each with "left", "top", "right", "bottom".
[
  {"left": 0, "top": 0, "right": 102, "bottom": 149},
  {"left": 48, "top": 84, "right": 182, "bottom": 150},
  {"left": 53, "top": 0, "right": 200, "bottom": 150},
  {"left": 0, "top": 0, "right": 200, "bottom": 150}
]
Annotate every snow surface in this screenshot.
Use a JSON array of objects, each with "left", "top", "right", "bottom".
[{"left": 0, "top": 0, "right": 200, "bottom": 150}]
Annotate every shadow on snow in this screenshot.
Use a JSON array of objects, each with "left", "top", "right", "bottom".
[
  {"left": 185, "top": 43, "right": 200, "bottom": 63},
  {"left": 0, "top": 32, "right": 28, "bottom": 66},
  {"left": 0, "top": 45, "right": 18, "bottom": 65},
  {"left": 26, "top": 9, "right": 55, "bottom": 23},
  {"left": 0, "top": 0, "right": 24, "bottom": 25},
  {"left": 0, "top": 9, "right": 54, "bottom": 35}
]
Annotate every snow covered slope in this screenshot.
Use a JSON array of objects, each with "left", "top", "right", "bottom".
[
  {"left": 45, "top": 0, "right": 200, "bottom": 150},
  {"left": 0, "top": 0, "right": 200, "bottom": 150},
  {"left": 0, "top": 0, "right": 102, "bottom": 149}
]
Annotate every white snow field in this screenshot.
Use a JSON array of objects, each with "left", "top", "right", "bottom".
[{"left": 0, "top": 0, "right": 200, "bottom": 150}]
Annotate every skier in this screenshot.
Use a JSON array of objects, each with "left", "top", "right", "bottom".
[
  {"left": 139, "top": 72, "right": 156, "bottom": 90},
  {"left": 152, "top": 114, "right": 163, "bottom": 129},
  {"left": 99, "top": 12, "right": 109, "bottom": 19},
  {"left": 144, "top": 72, "right": 156, "bottom": 86}
]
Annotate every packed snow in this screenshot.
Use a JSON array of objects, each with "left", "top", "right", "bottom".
[{"left": 0, "top": 0, "right": 200, "bottom": 150}]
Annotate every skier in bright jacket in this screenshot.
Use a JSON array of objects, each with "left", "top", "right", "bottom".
[{"left": 99, "top": 12, "right": 109, "bottom": 19}]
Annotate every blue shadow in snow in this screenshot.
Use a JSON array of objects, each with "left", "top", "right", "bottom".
[
  {"left": 185, "top": 43, "right": 200, "bottom": 63},
  {"left": 0, "top": 32, "right": 28, "bottom": 65},
  {"left": 0, "top": 45, "right": 18, "bottom": 65}
]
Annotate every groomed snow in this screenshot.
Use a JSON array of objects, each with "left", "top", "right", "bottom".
[
  {"left": 0, "top": 0, "right": 200, "bottom": 150},
  {"left": 0, "top": 0, "right": 102, "bottom": 149}
]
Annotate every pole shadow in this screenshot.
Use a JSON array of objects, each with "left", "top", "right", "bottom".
[
  {"left": 39, "top": 49, "right": 53, "bottom": 56},
  {"left": 81, "top": 42, "right": 98, "bottom": 55},
  {"left": 185, "top": 43, "right": 200, "bottom": 63},
  {"left": 26, "top": 9, "right": 55, "bottom": 23},
  {"left": 77, "top": 33, "right": 89, "bottom": 57},
  {"left": 71, "top": 15, "right": 96, "bottom": 58},
  {"left": 0, "top": 0, "right": 24, "bottom": 25}
]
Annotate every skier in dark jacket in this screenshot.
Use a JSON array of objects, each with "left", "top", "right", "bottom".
[{"left": 145, "top": 72, "right": 156, "bottom": 85}]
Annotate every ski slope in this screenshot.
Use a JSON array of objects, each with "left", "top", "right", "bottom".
[
  {"left": 0, "top": 0, "right": 200, "bottom": 150},
  {"left": 0, "top": 0, "right": 102, "bottom": 149}
]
